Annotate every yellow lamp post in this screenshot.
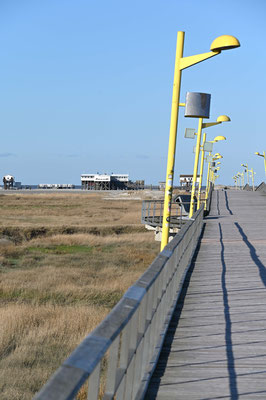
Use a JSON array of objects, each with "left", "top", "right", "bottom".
[
  {"left": 237, "top": 172, "right": 244, "bottom": 188},
  {"left": 236, "top": 174, "right": 241, "bottom": 189},
  {"left": 241, "top": 163, "right": 249, "bottom": 185},
  {"left": 160, "top": 32, "right": 240, "bottom": 251},
  {"left": 232, "top": 176, "right": 237, "bottom": 189},
  {"left": 250, "top": 168, "right": 255, "bottom": 191},
  {"left": 206, "top": 153, "right": 223, "bottom": 199},
  {"left": 189, "top": 116, "right": 230, "bottom": 218},
  {"left": 233, "top": 175, "right": 238, "bottom": 189},
  {"left": 241, "top": 164, "right": 255, "bottom": 190},
  {"left": 236, "top": 173, "right": 240, "bottom": 189},
  {"left": 197, "top": 133, "right": 207, "bottom": 209},
  {"left": 198, "top": 135, "right": 226, "bottom": 210},
  {"left": 235, "top": 176, "right": 239, "bottom": 190},
  {"left": 255, "top": 151, "right": 266, "bottom": 177},
  {"left": 214, "top": 173, "right": 220, "bottom": 183}
]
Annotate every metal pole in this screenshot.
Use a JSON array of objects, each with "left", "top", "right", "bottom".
[
  {"left": 197, "top": 133, "right": 206, "bottom": 210},
  {"left": 205, "top": 152, "right": 211, "bottom": 210},
  {"left": 189, "top": 118, "right": 203, "bottom": 218},
  {"left": 264, "top": 151, "right": 266, "bottom": 177},
  {"left": 161, "top": 32, "right": 184, "bottom": 251},
  {"left": 251, "top": 168, "right": 255, "bottom": 191}
]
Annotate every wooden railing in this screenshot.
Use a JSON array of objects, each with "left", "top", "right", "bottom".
[{"left": 34, "top": 205, "right": 206, "bottom": 400}]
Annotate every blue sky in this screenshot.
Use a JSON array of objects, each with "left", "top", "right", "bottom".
[{"left": 0, "top": 0, "right": 265, "bottom": 185}]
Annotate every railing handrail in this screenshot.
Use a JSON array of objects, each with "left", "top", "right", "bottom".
[
  {"left": 34, "top": 205, "right": 205, "bottom": 400},
  {"left": 255, "top": 181, "right": 266, "bottom": 192}
]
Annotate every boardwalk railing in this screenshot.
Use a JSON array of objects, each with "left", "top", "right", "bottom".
[
  {"left": 141, "top": 188, "right": 213, "bottom": 230},
  {"left": 141, "top": 199, "right": 191, "bottom": 229},
  {"left": 255, "top": 181, "right": 266, "bottom": 192},
  {"left": 34, "top": 206, "right": 205, "bottom": 400}
]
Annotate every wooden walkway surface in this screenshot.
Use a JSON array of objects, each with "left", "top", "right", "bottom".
[{"left": 145, "top": 189, "right": 266, "bottom": 399}]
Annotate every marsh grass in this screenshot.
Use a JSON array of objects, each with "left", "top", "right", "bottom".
[{"left": 0, "top": 192, "right": 159, "bottom": 399}]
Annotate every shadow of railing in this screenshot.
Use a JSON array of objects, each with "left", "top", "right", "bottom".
[
  {"left": 235, "top": 222, "right": 266, "bottom": 287},
  {"left": 224, "top": 190, "right": 233, "bottom": 215},
  {"left": 219, "top": 223, "right": 238, "bottom": 399}
]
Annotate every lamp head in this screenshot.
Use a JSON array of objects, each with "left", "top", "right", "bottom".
[
  {"left": 210, "top": 35, "right": 240, "bottom": 52},
  {"left": 217, "top": 115, "right": 231, "bottom": 122},
  {"left": 214, "top": 135, "right": 226, "bottom": 142}
]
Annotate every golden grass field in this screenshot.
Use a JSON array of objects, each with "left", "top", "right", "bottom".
[{"left": 0, "top": 191, "right": 160, "bottom": 399}]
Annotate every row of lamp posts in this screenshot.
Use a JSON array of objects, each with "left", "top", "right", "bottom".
[
  {"left": 160, "top": 31, "right": 240, "bottom": 251},
  {"left": 232, "top": 151, "right": 266, "bottom": 191},
  {"left": 233, "top": 167, "right": 255, "bottom": 191},
  {"left": 232, "top": 152, "right": 266, "bottom": 190}
]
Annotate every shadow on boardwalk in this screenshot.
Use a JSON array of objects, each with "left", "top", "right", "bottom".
[
  {"left": 224, "top": 191, "right": 233, "bottom": 215},
  {"left": 219, "top": 222, "right": 238, "bottom": 399},
  {"left": 235, "top": 222, "right": 266, "bottom": 287}
]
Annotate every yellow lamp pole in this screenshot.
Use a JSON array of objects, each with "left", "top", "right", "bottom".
[
  {"left": 204, "top": 136, "right": 225, "bottom": 208},
  {"left": 205, "top": 153, "right": 222, "bottom": 201},
  {"left": 235, "top": 176, "right": 239, "bottom": 189},
  {"left": 205, "top": 152, "right": 212, "bottom": 204},
  {"left": 238, "top": 174, "right": 242, "bottom": 189},
  {"left": 250, "top": 167, "right": 255, "bottom": 191},
  {"left": 160, "top": 32, "right": 240, "bottom": 251},
  {"left": 237, "top": 173, "right": 241, "bottom": 188},
  {"left": 197, "top": 133, "right": 206, "bottom": 209},
  {"left": 255, "top": 151, "right": 266, "bottom": 177},
  {"left": 232, "top": 176, "right": 237, "bottom": 189},
  {"left": 214, "top": 174, "right": 219, "bottom": 183},
  {"left": 198, "top": 137, "right": 223, "bottom": 211},
  {"left": 189, "top": 117, "right": 229, "bottom": 218},
  {"left": 237, "top": 172, "right": 244, "bottom": 188},
  {"left": 189, "top": 117, "right": 203, "bottom": 217},
  {"left": 241, "top": 163, "right": 249, "bottom": 185},
  {"left": 237, "top": 175, "right": 241, "bottom": 189}
]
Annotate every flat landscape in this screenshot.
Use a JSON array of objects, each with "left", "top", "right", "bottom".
[{"left": 0, "top": 190, "right": 161, "bottom": 399}]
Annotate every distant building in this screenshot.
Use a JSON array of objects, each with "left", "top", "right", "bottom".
[
  {"left": 180, "top": 174, "right": 200, "bottom": 188},
  {"left": 3, "top": 175, "right": 15, "bottom": 189},
  {"left": 38, "top": 184, "right": 75, "bottom": 189},
  {"left": 81, "top": 173, "right": 129, "bottom": 190}
]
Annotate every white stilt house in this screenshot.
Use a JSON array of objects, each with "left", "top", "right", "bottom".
[{"left": 81, "top": 173, "right": 129, "bottom": 190}]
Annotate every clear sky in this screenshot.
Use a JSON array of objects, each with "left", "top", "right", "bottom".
[{"left": 0, "top": 0, "right": 265, "bottom": 185}]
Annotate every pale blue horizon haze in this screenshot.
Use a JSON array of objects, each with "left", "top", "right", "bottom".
[{"left": 0, "top": 0, "right": 265, "bottom": 185}]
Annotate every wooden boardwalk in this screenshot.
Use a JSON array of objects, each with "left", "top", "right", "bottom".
[{"left": 145, "top": 189, "right": 266, "bottom": 399}]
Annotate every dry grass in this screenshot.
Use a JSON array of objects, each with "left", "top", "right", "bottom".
[
  {"left": 0, "top": 193, "right": 143, "bottom": 227},
  {"left": 0, "top": 304, "right": 108, "bottom": 400},
  {"left": 0, "top": 191, "right": 159, "bottom": 399}
]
